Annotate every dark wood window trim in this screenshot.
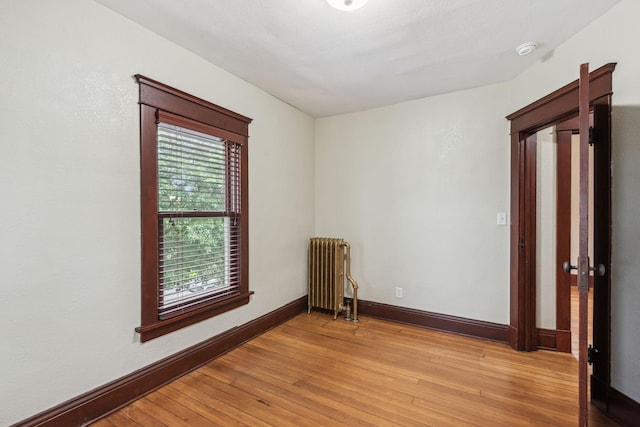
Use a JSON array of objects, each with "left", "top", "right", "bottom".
[{"left": 135, "top": 75, "right": 252, "bottom": 342}]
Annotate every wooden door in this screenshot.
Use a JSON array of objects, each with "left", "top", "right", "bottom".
[
  {"left": 563, "top": 63, "right": 609, "bottom": 426},
  {"left": 576, "top": 65, "right": 612, "bottom": 426},
  {"left": 561, "top": 67, "right": 612, "bottom": 425},
  {"left": 576, "top": 62, "right": 591, "bottom": 427},
  {"left": 589, "top": 100, "right": 612, "bottom": 408}
]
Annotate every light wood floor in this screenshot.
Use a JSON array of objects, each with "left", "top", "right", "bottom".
[{"left": 94, "top": 312, "right": 618, "bottom": 426}]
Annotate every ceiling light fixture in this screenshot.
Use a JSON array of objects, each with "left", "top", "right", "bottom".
[
  {"left": 515, "top": 42, "right": 537, "bottom": 56},
  {"left": 326, "top": 0, "right": 369, "bottom": 12}
]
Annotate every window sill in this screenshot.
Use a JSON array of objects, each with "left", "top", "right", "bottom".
[{"left": 136, "top": 291, "right": 253, "bottom": 342}]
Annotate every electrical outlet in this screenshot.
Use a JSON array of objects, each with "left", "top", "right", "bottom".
[{"left": 395, "top": 287, "right": 403, "bottom": 298}]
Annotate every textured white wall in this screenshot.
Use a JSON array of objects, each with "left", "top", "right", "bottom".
[
  {"left": 315, "top": 84, "right": 511, "bottom": 324},
  {"left": 507, "top": 0, "right": 640, "bottom": 404},
  {"left": 0, "top": 1, "right": 314, "bottom": 425}
]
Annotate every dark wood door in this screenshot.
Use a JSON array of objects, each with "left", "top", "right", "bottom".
[
  {"left": 589, "top": 100, "right": 612, "bottom": 411},
  {"left": 577, "top": 63, "right": 591, "bottom": 427},
  {"left": 576, "top": 65, "right": 612, "bottom": 426}
]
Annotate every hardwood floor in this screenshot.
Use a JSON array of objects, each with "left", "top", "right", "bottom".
[{"left": 94, "top": 312, "right": 617, "bottom": 426}]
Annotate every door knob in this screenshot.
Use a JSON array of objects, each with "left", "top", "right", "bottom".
[{"left": 563, "top": 261, "right": 605, "bottom": 276}]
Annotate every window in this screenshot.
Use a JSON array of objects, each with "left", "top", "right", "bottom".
[{"left": 135, "top": 75, "right": 252, "bottom": 342}]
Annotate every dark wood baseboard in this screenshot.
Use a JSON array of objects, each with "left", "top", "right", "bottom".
[
  {"left": 537, "top": 328, "right": 557, "bottom": 351},
  {"left": 508, "top": 325, "right": 519, "bottom": 350},
  {"left": 591, "top": 375, "right": 640, "bottom": 427},
  {"left": 607, "top": 386, "right": 640, "bottom": 427},
  {"left": 555, "top": 329, "right": 571, "bottom": 353},
  {"left": 13, "top": 296, "right": 307, "bottom": 427},
  {"left": 357, "top": 299, "right": 508, "bottom": 343},
  {"left": 536, "top": 328, "right": 571, "bottom": 352}
]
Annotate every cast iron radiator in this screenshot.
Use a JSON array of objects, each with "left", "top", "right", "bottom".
[{"left": 307, "top": 237, "right": 359, "bottom": 322}]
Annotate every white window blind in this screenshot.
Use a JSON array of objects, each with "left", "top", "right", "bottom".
[{"left": 156, "top": 122, "right": 241, "bottom": 318}]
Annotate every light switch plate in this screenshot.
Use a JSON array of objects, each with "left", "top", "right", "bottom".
[{"left": 497, "top": 212, "right": 507, "bottom": 225}]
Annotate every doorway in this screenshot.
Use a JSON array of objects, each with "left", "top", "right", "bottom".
[
  {"left": 552, "top": 119, "right": 595, "bottom": 358},
  {"left": 521, "top": 119, "right": 595, "bottom": 354},
  {"left": 506, "top": 64, "right": 615, "bottom": 412}
]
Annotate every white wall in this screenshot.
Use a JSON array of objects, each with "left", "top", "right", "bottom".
[
  {"left": 0, "top": 1, "right": 315, "bottom": 425},
  {"left": 507, "top": 0, "right": 640, "bottom": 404},
  {"left": 315, "top": 84, "right": 511, "bottom": 324}
]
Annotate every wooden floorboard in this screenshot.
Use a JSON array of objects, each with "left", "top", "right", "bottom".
[{"left": 93, "top": 312, "right": 618, "bottom": 426}]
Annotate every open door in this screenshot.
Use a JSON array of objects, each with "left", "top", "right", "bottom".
[
  {"left": 576, "top": 62, "right": 592, "bottom": 427},
  {"left": 563, "top": 64, "right": 610, "bottom": 426},
  {"left": 589, "top": 98, "right": 612, "bottom": 413}
]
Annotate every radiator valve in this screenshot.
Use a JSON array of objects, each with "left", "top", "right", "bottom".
[{"left": 344, "top": 301, "right": 352, "bottom": 321}]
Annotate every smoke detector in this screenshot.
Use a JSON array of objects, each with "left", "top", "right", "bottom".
[
  {"left": 326, "top": 0, "right": 369, "bottom": 11},
  {"left": 516, "top": 42, "right": 537, "bottom": 56}
]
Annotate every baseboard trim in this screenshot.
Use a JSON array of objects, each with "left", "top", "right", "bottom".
[
  {"left": 555, "top": 329, "right": 571, "bottom": 353},
  {"left": 608, "top": 386, "right": 640, "bottom": 427},
  {"left": 508, "top": 325, "right": 519, "bottom": 350},
  {"left": 536, "top": 328, "right": 570, "bottom": 352},
  {"left": 357, "top": 299, "right": 508, "bottom": 343},
  {"left": 536, "top": 328, "right": 571, "bottom": 353},
  {"left": 13, "top": 296, "right": 307, "bottom": 427},
  {"left": 536, "top": 328, "right": 557, "bottom": 351}
]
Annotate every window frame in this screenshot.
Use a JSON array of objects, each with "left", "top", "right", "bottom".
[{"left": 135, "top": 75, "right": 252, "bottom": 342}]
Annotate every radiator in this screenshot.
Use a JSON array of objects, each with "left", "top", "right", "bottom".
[{"left": 307, "top": 237, "right": 359, "bottom": 322}]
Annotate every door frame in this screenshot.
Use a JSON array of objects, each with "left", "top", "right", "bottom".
[{"left": 505, "top": 64, "right": 615, "bottom": 404}]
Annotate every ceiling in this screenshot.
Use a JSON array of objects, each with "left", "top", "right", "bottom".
[{"left": 94, "top": 0, "right": 619, "bottom": 118}]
